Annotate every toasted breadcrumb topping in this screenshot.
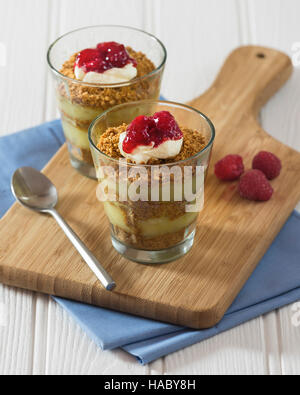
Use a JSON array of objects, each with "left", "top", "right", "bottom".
[
  {"left": 59, "top": 47, "right": 156, "bottom": 108},
  {"left": 97, "top": 123, "right": 207, "bottom": 164}
]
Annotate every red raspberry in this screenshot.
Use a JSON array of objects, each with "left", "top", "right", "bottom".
[
  {"left": 214, "top": 155, "right": 244, "bottom": 181},
  {"left": 252, "top": 151, "right": 281, "bottom": 180},
  {"left": 238, "top": 170, "right": 273, "bottom": 201}
]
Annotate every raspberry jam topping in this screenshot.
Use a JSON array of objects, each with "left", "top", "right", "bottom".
[
  {"left": 122, "top": 111, "right": 183, "bottom": 154},
  {"left": 75, "top": 41, "right": 137, "bottom": 74}
]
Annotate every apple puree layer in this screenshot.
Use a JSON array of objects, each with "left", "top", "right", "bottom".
[
  {"left": 61, "top": 118, "right": 90, "bottom": 149},
  {"left": 103, "top": 201, "right": 198, "bottom": 238},
  {"left": 58, "top": 96, "right": 104, "bottom": 122},
  {"left": 113, "top": 221, "right": 197, "bottom": 250}
]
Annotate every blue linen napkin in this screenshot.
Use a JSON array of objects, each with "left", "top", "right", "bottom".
[{"left": 1, "top": 119, "right": 300, "bottom": 365}]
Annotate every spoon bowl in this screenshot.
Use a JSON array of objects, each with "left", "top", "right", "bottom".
[{"left": 12, "top": 167, "right": 58, "bottom": 211}]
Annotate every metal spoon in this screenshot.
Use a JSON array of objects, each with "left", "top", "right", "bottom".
[{"left": 11, "top": 166, "right": 116, "bottom": 291}]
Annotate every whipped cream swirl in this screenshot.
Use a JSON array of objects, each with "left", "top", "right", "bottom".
[
  {"left": 74, "top": 63, "right": 137, "bottom": 84},
  {"left": 118, "top": 132, "right": 183, "bottom": 164}
]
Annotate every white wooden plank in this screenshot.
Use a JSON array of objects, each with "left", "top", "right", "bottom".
[
  {"left": 246, "top": 0, "right": 300, "bottom": 376},
  {"left": 25, "top": 0, "right": 61, "bottom": 375},
  {"left": 0, "top": 0, "right": 51, "bottom": 135},
  {"left": 278, "top": 305, "right": 300, "bottom": 375},
  {"left": 164, "top": 318, "right": 267, "bottom": 375},
  {"left": 44, "top": 0, "right": 63, "bottom": 122},
  {"left": 44, "top": 298, "right": 153, "bottom": 375},
  {"left": 260, "top": 312, "right": 282, "bottom": 375},
  {"left": 152, "top": 0, "right": 241, "bottom": 102},
  {"left": 0, "top": 285, "right": 35, "bottom": 374},
  {"left": 32, "top": 294, "right": 50, "bottom": 375},
  {"left": 246, "top": 0, "right": 300, "bottom": 149},
  {"left": 0, "top": 0, "right": 53, "bottom": 376},
  {"left": 57, "top": 0, "right": 145, "bottom": 33}
]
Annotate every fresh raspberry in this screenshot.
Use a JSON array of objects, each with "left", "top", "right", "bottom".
[
  {"left": 252, "top": 151, "right": 281, "bottom": 180},
  {"left": 238, "top": 170, "right": 273, "bottom": 201},
  {"left": 214, "top": 155, "right": 244, "bottom": 181}
]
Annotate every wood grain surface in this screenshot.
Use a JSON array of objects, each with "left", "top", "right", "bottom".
[{"left": 0, "top": 45, "right": 299, "bottom": 329}]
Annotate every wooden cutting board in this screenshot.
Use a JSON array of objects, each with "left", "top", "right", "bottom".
[{"left": 1, "top": 46, "right": 300, "bottom": 329}]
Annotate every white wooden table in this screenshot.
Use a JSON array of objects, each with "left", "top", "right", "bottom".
[{"left": 1, "top": 0, "right": 300, "bottom": 375}]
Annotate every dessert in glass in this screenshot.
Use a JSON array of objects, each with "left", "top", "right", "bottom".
[
  {"left": 47, "top": 26, "right": 166, "bottom": 179},
  {"left": 89, "top": 100, "right": 215, "bottom": 264}
]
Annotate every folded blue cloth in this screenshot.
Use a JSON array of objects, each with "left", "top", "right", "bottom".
[
  {"left": 0, "top": 120, "right": 64, "bottom": 218},
  {"left": 1, "top": 119, "right": 300, "bottom": 365}
]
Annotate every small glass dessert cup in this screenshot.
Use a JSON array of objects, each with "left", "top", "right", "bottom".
[
  {"left": 47, "top": 25, "right": 166, "bottom": 179},
  {"left": 89, "top": 101, "right": 215, "bottom": 264}
]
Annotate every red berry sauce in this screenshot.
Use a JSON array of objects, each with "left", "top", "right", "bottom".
[
  {"left": 122, "top": 111, "right": 183, "bottom": 154},
  {"left": 75, "top": 41, "right": 137, "bottom": 74}
]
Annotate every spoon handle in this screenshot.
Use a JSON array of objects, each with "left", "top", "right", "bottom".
[{"left": 47, "top": 208, "right": 116, "bottom": 291}]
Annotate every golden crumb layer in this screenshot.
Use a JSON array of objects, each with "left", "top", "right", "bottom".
[
  {"left": 58, "top": 47, "right": 157, "bottom": 108},
  {"left": 114, "top": 224, "right": 196, "bottom": 250},
  {"left": 97, "top": 124, "right": 207, "bottom": 164}
]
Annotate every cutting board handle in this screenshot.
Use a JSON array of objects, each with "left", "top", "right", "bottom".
[{"left": 189, "top": 45, "right": 293, "bottom": 120}]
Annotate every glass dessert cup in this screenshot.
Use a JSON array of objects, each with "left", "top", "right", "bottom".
[
  {"left": 47, "top": 25, "right": 166, "bottom": 179},
  {"left": 89, "top": 100, "right": 215, "bottom": 264}
]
